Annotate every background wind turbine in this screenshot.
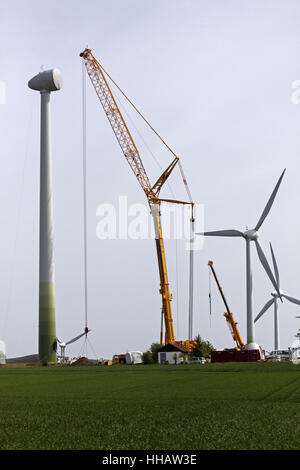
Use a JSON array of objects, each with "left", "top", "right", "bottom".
[
  {"left": 254, "top": 242, "right": 300, "bottom": 351},
  {"left": 197, "top": 169, "right": 285, "bottom": 351}
]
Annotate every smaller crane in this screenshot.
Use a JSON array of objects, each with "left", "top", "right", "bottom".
[{"left": 208, "top": 261, "right": 245, "bottom": 350}]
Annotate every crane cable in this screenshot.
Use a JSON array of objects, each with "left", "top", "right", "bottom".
[
  {"left": 96, "top": 59, "right": 179, "bottom": 160},
  {"left": 82, "top": 59, "right": 89, "bottom": 333},
  {"left": 97, "top": 58, "right": 194, "bottom": 206},
  {"left": 2, "top": 94, "right": 36, "bottom": 336},
  {"left": 111, "top": 80, "right": 183, "bottom": 339}
]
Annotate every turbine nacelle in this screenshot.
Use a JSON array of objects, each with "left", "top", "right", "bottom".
[
  {"left": 271, "top": 290, "right": 283, "bottom": 299},
  {"left": 28, "top": 69, "right": 62, "bottom": 93},
  {"left": 243, "top": 229, "right": 258, "bottom": 241}
]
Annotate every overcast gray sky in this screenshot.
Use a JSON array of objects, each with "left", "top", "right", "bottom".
[{"left": 1, "top": 0, "right": 300, "bottom": 359}]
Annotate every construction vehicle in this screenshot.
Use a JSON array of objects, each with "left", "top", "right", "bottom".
[
  {"left": 112, "top": 354, "right": 126, "bottom": 365},
  {"left": 80, "top": 48, "right": 195, "bottom": 350},
  {"left": 208, "top": 260, "right": 245, "bottom": 350}
]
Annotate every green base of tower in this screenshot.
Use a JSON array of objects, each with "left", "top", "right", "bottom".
[{"left": 39, "top": 282, "right": 57, "bottom": 364}]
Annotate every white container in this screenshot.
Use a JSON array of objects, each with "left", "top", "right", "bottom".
[
  {"left": 125, "top": 351, "right": 143, "bottom": 365},
  {"left": 0, "top": 340, "right": 6, "bottom": 364},
  {"left": 290, "top": 339, "right": 300, "bottom": 363}
]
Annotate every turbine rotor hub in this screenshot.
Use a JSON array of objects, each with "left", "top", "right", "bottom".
[
  {"left": 243, "top": 229, "right": 258, "bottom": 241},
  {"left": 271, "top": 290, "right": 283, "bottom": 298}
]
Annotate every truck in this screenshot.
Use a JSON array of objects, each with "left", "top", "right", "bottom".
[{"left": 112, "top": 354, "right": 126, "bottom": 365}]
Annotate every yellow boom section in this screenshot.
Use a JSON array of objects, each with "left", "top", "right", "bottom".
[
  {"left": 223, "top": 312, "right": 245, "bottom": 351},
  {"left": 80, "top": 48, "right": 192, "bottom": 345},
  {"left": 208, "top": 261, "right": 245, "bottom": 350}
]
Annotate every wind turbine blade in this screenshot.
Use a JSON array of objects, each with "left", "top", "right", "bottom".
[
  {"left": 255, "top": 240, "right": 281, "bottom": 297},
  {"left": 269, "top": 242, "right": 280, "bottom": 289},
  {"left": 254, "top": 298, "right": 275, "bottom": 322},
  {"left": 255, "top": 169, "right": 286, "bottom": 231},
  {"left": 282, "top": 294, "right": 300, "bottom": 306},
  {"left": 197, "top": 229, "right": 243, "bottom": 237},
  {"left": 66, "top": 332, "right": 86, "bottom": 346},
  {"left": 56, "top": 337, "right": 61, "bottom": 344}
]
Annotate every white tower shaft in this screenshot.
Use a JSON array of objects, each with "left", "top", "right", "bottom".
[
  {"left": 246, "top": 239, "right": 255, "bottom": 345},
  {"left": 28, "top": 68, "right": 62, "bottom": 363},
  {"left": 274, "top": 299, "right": 279, "bottom": 351}
]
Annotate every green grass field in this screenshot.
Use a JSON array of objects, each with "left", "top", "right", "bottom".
[{"left": 0, "top": 362, "right": 300, "bottom": 450}]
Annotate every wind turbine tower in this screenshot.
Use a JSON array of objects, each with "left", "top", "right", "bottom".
[{"left": 28, "top": 68, "right": 62, "bottom": 363}]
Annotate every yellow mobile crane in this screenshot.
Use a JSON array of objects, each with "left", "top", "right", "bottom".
[
  {"left": 80, "top": 48, "right": 195, "bottom": 349},
  {"left": 208, "top": 260, "right": 245, "bottom": 350}
]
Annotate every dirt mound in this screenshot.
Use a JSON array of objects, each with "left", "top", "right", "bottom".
[{"left": 71, "top": 357, "right": 95, "bottom": 366}]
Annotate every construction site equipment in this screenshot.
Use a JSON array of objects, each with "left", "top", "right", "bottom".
[
  {"left": 208, "top": 260, "right": 245, "bottom": 350},
  {"left": 211, "top": 349, "right": 261, "bottom": 363},
  {"left": 112, "top": 354, "right": 127, "bottom": 365},
  {"left": 125, "top": 351, "right": 143, "bottom": 365},
  {"left": 80, "top": 48, "right": 194, "bottom": 348},
  {"left": 56, "top": 328, "right": 90, "bottom": 363}
]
